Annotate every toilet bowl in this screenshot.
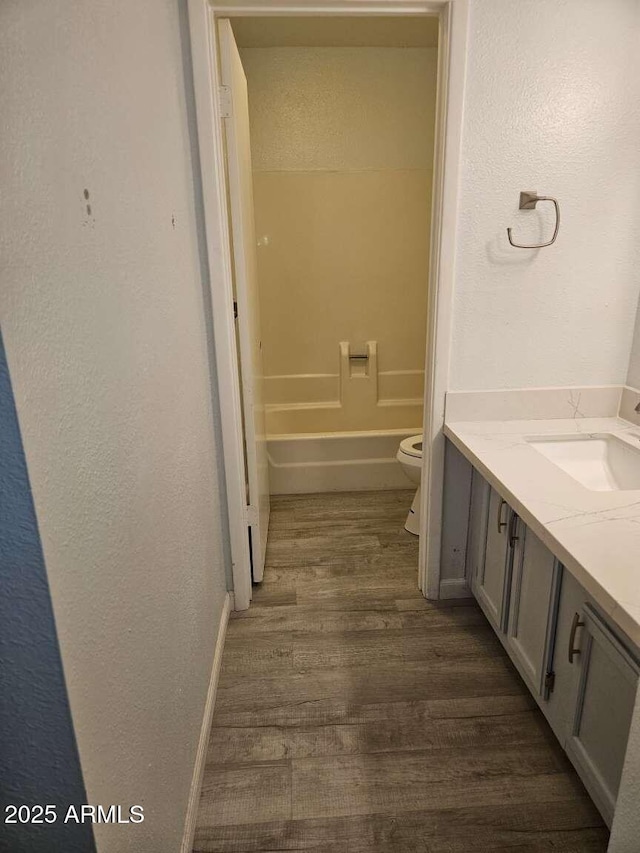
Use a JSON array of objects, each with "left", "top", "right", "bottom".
[{"left": 396, "top": 434, "right": 423, "bottom": 535}]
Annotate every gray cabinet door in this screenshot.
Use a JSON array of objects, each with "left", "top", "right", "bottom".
[
  {"left": 565, "top": 606, "right": 639, "bottom": 827},
  {"left": 506, "top": 524, "right": 561, "bottom": 696},
  {"left": 465, "top": 469, "right": 489, "bottom": 586},
  {"left": 545, "top": 568, "right": 584, "bottom": 743},
  {"left": 473, "top": 487, "right": 512, "bottom": 632}
]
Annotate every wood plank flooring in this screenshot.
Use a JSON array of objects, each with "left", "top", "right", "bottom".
[{"left": 194, "top": 490, "right": 608, "bottom": 852}]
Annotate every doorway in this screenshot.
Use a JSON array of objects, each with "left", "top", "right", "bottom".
[{"left": 186, "top": 0, "right": 469, "bottom": 610}]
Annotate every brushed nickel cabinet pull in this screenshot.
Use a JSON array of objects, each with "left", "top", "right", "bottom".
[
  {"left": 508, "top": 512, "right": 520, "bottom": 547},
  {"left": 569, "top": 612, "right": 585, "bottom": 664},
  {"left": 497, "top": 498, "right": 508, "bottom": 534}
]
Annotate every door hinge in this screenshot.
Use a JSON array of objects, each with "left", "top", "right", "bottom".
[
  {"left": 233, "top": 299, "right": 238, "bottom": 319},
  {"left": 544, "top": 670, "right": 556, "bottom": 693},
  {"left": 219, "top": 85, "right": 232, "bottom": 118},
  {"left": 247, "top": 504, "right": 258, "bottom": 526}
]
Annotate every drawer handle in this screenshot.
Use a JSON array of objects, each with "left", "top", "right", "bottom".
[
  {"left": 508, "top": 512, "right": 519, "bottom": 547},
  {"left": 496, "top": 499, "right": 508, "bottom": 533},
  {"left": 568, "top": 612, "right": 585, "bottom": 664}
]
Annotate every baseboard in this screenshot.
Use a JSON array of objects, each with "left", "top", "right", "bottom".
[
  {"left": 438, "top": 578, "right": 471, "bottom": 599},
  {"left": 180, "top": 592, "right": 231, "bottom": 853}
]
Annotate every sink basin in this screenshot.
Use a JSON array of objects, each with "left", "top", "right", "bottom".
[{"left": 527, "top": 433, "right": 640, "bottom": 491}]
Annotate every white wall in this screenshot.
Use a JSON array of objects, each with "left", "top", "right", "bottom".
[
  {"left": 451, "top": 0, "right": 640, "bottom": 392},
  {"left": 0, "top": 1, "right": 229, "bottom": 851}
]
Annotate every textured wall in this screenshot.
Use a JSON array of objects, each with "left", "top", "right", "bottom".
[
  {"left": 242, "top": 47, "right": 437, "bottom": 408},
  {"left": 0, "top": 332, "right": 95, "bottom": 853},
  {"left": 244, "top": 47, "right": 436, "bottom": 173},
  {"left": 451, "top": 0, "right": 640, "bottom": 391},
  {"left": 0, "top": 1, "right": 229, "bottom": 851}
]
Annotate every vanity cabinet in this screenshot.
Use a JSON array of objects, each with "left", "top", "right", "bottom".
[{"left": 464, "top": 466, "right": 640, "bottom": 829}]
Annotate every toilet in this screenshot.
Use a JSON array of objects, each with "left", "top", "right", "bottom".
[{"left": 396, "top": 434, "right": 423, "bottom": 535}]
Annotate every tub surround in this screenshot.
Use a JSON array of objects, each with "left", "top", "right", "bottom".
[
  {"left": 265, "top": 341, "right": 423, "bottom": 493},
  {"left": 266, "top": 402, "right": 422, "bottom": 436},
  {"left": 241, "top": 43, "right": 434, "bottom": 497},
  {"left": 445, "top": 413, "right": 640, "bottom": 648},
  {"left": 241, "top": 44, "right": 435, "bottom": 440},
  {"left": 264, "top": 340, "right": 423, "bottom": 434},
  {"left": 264, "top": 370, "right": 425, "bottom": 409}
]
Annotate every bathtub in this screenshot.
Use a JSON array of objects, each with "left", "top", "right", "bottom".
[
  {"left": 267, "top": 426, "right": 421, "bottom": 494},
  {"left": 265, "top": 342, "right": 424, "bottom": 493}
]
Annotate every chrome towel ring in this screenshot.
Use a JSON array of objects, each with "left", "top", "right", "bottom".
[{"left": 507, "top": 191, "right": 560, "bottom": 248}]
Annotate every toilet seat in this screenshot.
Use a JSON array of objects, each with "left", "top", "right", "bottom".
[{"left": 399, "top": 434, "right": 423, "bottom": 459}]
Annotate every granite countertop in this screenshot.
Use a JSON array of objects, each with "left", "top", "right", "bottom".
[{"left": 444, "top": 416, "right": 640, "bottom": 648}]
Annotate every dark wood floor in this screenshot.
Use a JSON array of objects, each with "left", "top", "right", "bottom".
[{"left": 194, "top": 490, "right": 608, "bottom": 852}]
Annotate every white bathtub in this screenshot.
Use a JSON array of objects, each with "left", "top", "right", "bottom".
[{"left": 267, "top": 428, "right": 419, "bottom": 494}]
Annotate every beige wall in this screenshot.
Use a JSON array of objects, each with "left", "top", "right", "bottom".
[{"left": 242, "top": 47, "right": 437, "bottom": 412}]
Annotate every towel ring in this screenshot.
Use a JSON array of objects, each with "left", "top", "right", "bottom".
[{"left": 507, "top": 191, "right": 560, "bottom": 248}]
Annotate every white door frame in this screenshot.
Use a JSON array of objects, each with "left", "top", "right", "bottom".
[{"left": 187, "top": 0, "right": 469, "bottom": 610}]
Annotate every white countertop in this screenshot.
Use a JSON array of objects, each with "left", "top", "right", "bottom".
[{"left": 444, "top": 416, "right": 640, "bottom": 648}]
